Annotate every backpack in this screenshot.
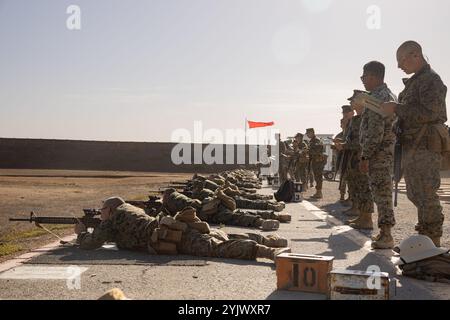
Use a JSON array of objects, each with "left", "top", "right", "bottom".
[{"left": 274, "top": 179, "right": 295, "bottom": 202}]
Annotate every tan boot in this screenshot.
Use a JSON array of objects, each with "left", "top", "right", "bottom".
[
  {"left": 261, "top": 219, "right": 280, "bottom": 231},
  {"left": 343, "top": 207, "right": 360, "bottom": 217},
  {"left": 311, "top": 189, "right": 323, "bottom": 199},
  {"left": 262, "top": 235, "right": 288, "bottom": 248},
  {"left": 430, "top": 236, "right": 441, "bottom": 247},
  {"left": 349, "top": 212, "right": 373, "bottom": 230},
  {"left": 371, "top": 232, "right": 382, "bottom": 241},
  {"left": 256, "top": 245, "right": 291, "bottom": 261},
  {"left": 371, "top": 225, "right": 394, "bottom": 249},
  {"left": 346, "top": 215, "right": 360, "bottom": 225},
  {"left": 267, "top": 202, "right": 284, "bottom": 212},
  {"left": 276, "top": 213, "right": 291, "bottom": 223},
  {"left": 341, "top": 198, "right": 352, "bottom": 206}
]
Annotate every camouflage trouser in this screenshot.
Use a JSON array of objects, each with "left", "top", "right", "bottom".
[
  {"left": 234, "top": 209, "right": 278, "bottom": 220},
  {"left": 207, "top": 207, "right": 263, "bottom": 228},
  {"left": 339, "top": 173, "right": 348, "bottom": 197},
  {"left": 347, "top": 168, "right": 374, "bottom": 213},
  {"left": 311, "top": 160, "right": 325, "bottom": 190},
  {"left": 228, "top": 233, "right": 274, "bottom": 244},
  {"left": 368, "top": 155, "right": 395, "bottom": 227},
  {"left": 241, "top": 193, "right": 273, "bottom": 201},
  {"left": 288, "top": 160, "right": 297, "bottom": 181},
  {"left": 403, "top": 146, "right": 444, "bottom": 238},
  {"left": 295, "top": 163, "right": 308, "bottom": 185},
  {"left": 178, "top": 229, "right": 258, "bottom": 260},
  {"left": 165, "top": 193, "right": 201, "bottom": 215},
  {"left": 234, "top": 197, "right": 272, "bottom": 210}
]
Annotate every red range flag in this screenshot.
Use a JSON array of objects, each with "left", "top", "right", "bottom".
[{"left": 247, "top": 120, "right": 275, "bottom": 129}]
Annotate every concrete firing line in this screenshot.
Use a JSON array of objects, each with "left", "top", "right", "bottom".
[{"left": 300, "top": 199, "right": 443, "bottom": 297}]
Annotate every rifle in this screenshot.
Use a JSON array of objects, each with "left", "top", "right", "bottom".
[
  {"left": 393, "top": 120, "right": 403, "bottom": 207},
  {"left": 167, "top": 184, "right": 188, "bottom": 189},
  {"left": 170, "top": 180, "right": 189, "bottom": 185},
  {"left": 338, "top": 150, "right": 350, "bottom": 191},
  {"left": 9, "top": 209, "right": 102, "bottom": 228},
  {"left": 334, "top": 137, "right": 344, "bottom": 181},
  {"left": 126, "top": 196, "right": 163, "bottom": 216}
]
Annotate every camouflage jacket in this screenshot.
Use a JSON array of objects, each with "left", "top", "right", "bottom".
[
  {"left": 164, "top": 191, "right": 202, "bottom": 215},
  {"left": 192, "top": 188, "right": 215, "bottom": 201},
  {"left": 397, "top": 64, "right": 447, "bottom": 146},
  {"left": 308, "top": 136, "right": 325, "bottom": 162},
  {"left": 344, "top": 114, "right": 363, "bottom": 152},
  {"left": 77, "top": 203, "right": 158, "bottom": 250},
  {"left": 359, "top": 83, "right": 397, "bottom": 160},
  {"left": 293, "top": 140, "right": 309, "bottom": 163}
]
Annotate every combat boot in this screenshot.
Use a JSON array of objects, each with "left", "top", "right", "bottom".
[
  {"left": 430, "top": 237, "right": 441, "bottom": 247},
  {"left": 256, "top": 245, "right": 291, "bottom": 261},
  {"left": 341, "top": 198, "right": 352, "bottom": 206},
  {"left": 267, "top": 202, "right": 284, "bottom": 212},
  {"left": 349, "top": 212, "right": 373, "bottom": 230},
  {"left": 343, "top": 206, "right": 360, "bottom": 217},
  {"left": 311, "top": 189, "right": 323, "bottom": 199},
  {"left": 276, "top": 213, "right": 292, "bottom": 223},
  {"left": 371, "top": 225, "right": 394, "bottom": 249},
  {"left": 262, "top": 235, "right": 288, "bottom": 248},
  {"left": 261, "top": 219, "right": 280, "bottom": 231},
  {"left": 345, "top": 214, "right": 360, "bottom": 225}
]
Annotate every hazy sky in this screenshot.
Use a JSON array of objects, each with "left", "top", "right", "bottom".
[{"left": 0, "top": 0, "right": 449, "bottom": 143}]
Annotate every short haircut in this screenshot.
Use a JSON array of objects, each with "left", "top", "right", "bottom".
[
  {"left": 363, "top": 61, "right": 385, "bottom": 80},
  {"left": 398, "top": 40, "right": 423, "bottom": 55}
]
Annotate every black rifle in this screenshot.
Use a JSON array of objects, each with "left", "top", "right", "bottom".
[
  {"left": 9, "top": 209, "right": 102, "bottom": 228},
  {"left": 337, "top": 129, "right": 352, "bottom": 191},
  {"left": 393, "top": 120, "right": 403, "bottom": 207},
  {"left": 334, "top": 149, "right": 343, "bottom": 181},
  {"left": 126, "top": 195, "right": 163, "bottom": 216},
  {"left": 338, "top": 150, "right": 350, "bottom": 191}
]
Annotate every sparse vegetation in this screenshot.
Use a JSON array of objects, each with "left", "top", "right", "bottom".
[{"left": 0, "top": 243, "right": 22, "bottom": 257}]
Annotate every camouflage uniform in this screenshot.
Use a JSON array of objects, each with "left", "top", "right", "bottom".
[
  {"left": 335, "top": 130, "right": 349, "bottom": 199},
  {"left": 78, "top": 203, "right": 260, "bottom": 260},
  {"left": 344, "top": 115, "right": 374, "bottom": 214},
  {"left": 308, "top": 136, "right": 327, "bottom": 191},
  {"left": 192, "top": 187, "right": 215, "bottom": 201},
  {"left": 178, "top": 228, "right": 259, "bottom": 260},
  {"left": 234, "top": 196, "right": 277, "bottom": 211},
  {"left": 163, "top": 190, "right": 202, "bottom": 215},
  {"left": 204, "top": 205, "right": 264, "bottom": 228},
  {"left": 234, "top": 209, "right": 280, "bottom": 220},
  {"left": 178, "top": 187, "right": 275, "bottom": 228},
  {"left": 279, "top": 141, "right": 291, "bottom": 184},
  {"left": 293, "top": 140, "right": 309, "bottom": 185},
  {"left": 396, "top": 64, "right": 447, "bottom": 238},
  {"left": 359, "top": 83, "right": 397, "bottom": 228},
  {"left": 77, "top": 203, "right": 158, "bottom": 250}
]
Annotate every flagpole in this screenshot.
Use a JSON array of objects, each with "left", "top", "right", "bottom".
[{"left": 245, "top": 117, "right": 247, "bottom": 145}]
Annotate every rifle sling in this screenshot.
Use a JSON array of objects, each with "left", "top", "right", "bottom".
[{"left": 34, "top": 222, "right": 76, "bottom": 246}]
